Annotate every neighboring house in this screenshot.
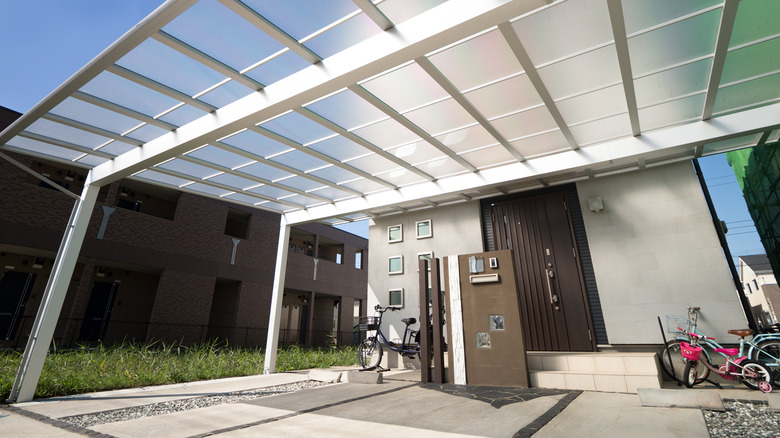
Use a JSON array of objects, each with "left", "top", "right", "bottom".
[
  {"left": 1, "top": 106, "right": 368, "bottom": 349},
  {"left": 739, "top": 254, "right": 778, "bottom": 327}
]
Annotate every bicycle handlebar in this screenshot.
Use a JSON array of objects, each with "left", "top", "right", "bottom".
[{"left": 374, "top": 304, "right": 401, "bottom": 312}]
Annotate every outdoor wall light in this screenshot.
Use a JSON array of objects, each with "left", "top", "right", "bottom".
[{"left": 588, "top": 197, "right": 604, "bottom": 213}]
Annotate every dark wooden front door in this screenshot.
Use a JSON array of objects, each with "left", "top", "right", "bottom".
[{"left": 491, "top": 191, "right": 595, "bottom": 351}]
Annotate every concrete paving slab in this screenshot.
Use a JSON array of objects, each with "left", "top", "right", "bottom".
[
  {"left": 768, "top": 392, "right": 780, "bottom": 412},
  {"left": 343, "top": 370, "right": 383, "bottom": 383},
  {"left": 307, "top": 369, "right": 342, "bottom": 383},
  {"left": 638, "top": 388, "right": 725, "bottom": 410},
  {"left": 17, "top": 372, "right": 308, "bottom": 418},
  {"left": 535, "top": 391, "right": 711, "bottom": 438},
  {"left": 0, "top": 407, "right": 83, "bottom": 437}
]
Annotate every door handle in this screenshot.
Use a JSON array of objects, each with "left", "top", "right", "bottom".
[{"left": 545, "top": 269, "right": 559, "bottom": 305}]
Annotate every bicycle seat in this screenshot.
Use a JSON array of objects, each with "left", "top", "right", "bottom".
[
  {"left": 402, "top": 317, "right": 417, "bottom": 326},
  {"left": 728, "top": 329, "right": 753, "bottom": 338}
]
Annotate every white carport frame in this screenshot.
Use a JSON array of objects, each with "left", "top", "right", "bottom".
[{"left": 2, "top": 0, "right": 779, "bottom": 402}]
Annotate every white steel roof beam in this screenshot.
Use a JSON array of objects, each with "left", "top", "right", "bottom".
[
  {"left": 85, "top": 0, "right": 550, "bottom": 187},
  {"left": 211, "top": 140, "right": 366, "bottom": 197},
  {"left": 248, "top": 125, "right": 398, "bottom": 190},
  {"left": 295, "top": 107, "right": 437, "bottom": 181},
  {"left": 415, "top": 56, "right": 526, "bottom": 162},
  {"left": 352, "top": 0, "right": 394, "bottom": 31},
  {"left": 152, "top": 30, "right": 264, "bottom": 90},
  {"left": 348, "top": 84, "right": 479, "bottom": 172},
  {"left": 0, "top": 0, "right": 198, "bottom": 146},
  {"left": 607, "top": 0, "right": 640, "bottom": 137},
  {"left": 219, "top": 0, "right": 322, "bottom": 65},
  {"left": 107, "top": 65, "right": 218, "bottom": 113},
  {"left": 284, "top": 102, "right": 780, "bottom": 224},
  {"left": 703, "top": 0, "right": 739, "bottom": 121},
  {"left": 497, "top": 22, "right": 578, "bottom": 151}
]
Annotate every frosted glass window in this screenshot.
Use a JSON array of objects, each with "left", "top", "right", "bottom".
[
  {"left": 388, "top": 256, "right": 403, "bottom": 275},
  {"left": 513, "top": 0, "right": 612, "bottom": 66},
  {"left": 465, "top": 75, "right": 543, "bottom": 120},
  {"left": 627, "top": 10, "right": 720, "bottom": 76},
  {"left": 305, "top": 90, "right": 387, "bottom": 131},
  {"left": 388, "top": 288, "right": 404, "bottom": 307},
  {"left": 416, "top": 220, "right": 432, "bottom": 239},
  {"left": 428, "top": 29, "right": 521, "bottom": 92},
  {"left": 388, "top": 224, "right": 402, "bottom": 243},
  {"left": 361, "top": 63, "right": 449, "bottom": 114}
]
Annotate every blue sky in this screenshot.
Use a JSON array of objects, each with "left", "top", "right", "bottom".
[{"left": 0, "top": 1, "right": 765, "bottom": 255}]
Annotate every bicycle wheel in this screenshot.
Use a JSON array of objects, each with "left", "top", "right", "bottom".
[
  {"left": 739, "top": 360, "right": 773, "bottom": 391},
  {"left": 683, "top": 360, "right": 703, "bottom": 388},
  {"left": 659, "top": 340, "right": 710, "bottom": 384},
  {"left": 751, "top": 339, "right": 780, "bottom": 387},
  {"left": 358, "top": 337, "right": 383, "bottom": 370}
]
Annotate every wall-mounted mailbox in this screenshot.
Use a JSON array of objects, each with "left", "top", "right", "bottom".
[{"left": 469, "top": 273, "right": 500, "bottom": 284}]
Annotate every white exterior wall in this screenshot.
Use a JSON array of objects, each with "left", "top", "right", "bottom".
[
  {"left": 576, "top": 161, "right": 747, "bottom": 344},
  {"left": 367, "top": 201, "right": 483, "bottom": 343},
  {"left": 739, "top": 259, "right": 778, "bottom": 323}
]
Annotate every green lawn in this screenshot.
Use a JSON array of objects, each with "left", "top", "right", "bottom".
[{"left": 1, "top": 343, "right": 358, "bottom": 400}]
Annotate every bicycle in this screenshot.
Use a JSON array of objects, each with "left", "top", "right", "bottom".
[
  {"left": 659, "top": 306, "right": 780, "bottom": 386},
  {"left": 679, "top": 328, "right": 773, "bottom": 393},
  {"left": 358, "top": 304, "right": 421, "bottom": 370}
]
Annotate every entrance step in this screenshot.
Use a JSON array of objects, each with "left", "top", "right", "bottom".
[{"left": 527, "top": 351, "right": 661, "bottom": 394}]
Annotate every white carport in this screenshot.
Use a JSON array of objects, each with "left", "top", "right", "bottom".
[{"left": 2, "top": 0, "right": 779, "bottom": 402}]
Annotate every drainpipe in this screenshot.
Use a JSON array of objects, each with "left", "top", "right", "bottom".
[{"left": 692, "top": 158, "right": 757, "bottom": 331}]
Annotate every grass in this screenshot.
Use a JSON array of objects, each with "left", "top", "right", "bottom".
[{"left": 0, "top": 342, "right": 358, "bottom": 400}]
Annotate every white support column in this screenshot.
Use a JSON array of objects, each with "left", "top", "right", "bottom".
[
  {"left": 263, "top": 217, "right": 291, "bottom": 374},
  {"left": 8, "top": 182, "right": 100, "bottom": 403}
]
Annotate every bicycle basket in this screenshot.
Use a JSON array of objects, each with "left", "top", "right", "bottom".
[
  {"left": 359, "top": 316, "right": 379, "bottom": 331},
  {"left": 665, "top": 315, "right": 690, "bottom": 336},
  {"left": 680, "top": 342, "right": 702, "bottom": 361}
]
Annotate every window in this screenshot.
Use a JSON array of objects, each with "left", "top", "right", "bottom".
[
  {"left": 225, "top": 208, "right": 251, "bottom": 239},
  {"left": 418, "top": 252, "right": 433, "bottom": 271},
  {"left": 389, "top": 289, "right": 404, "bottom": 307},
  {"left": 355, "top": 250, "right": 363, "bottom": 269},
  {"left": 746, "top": 283, "right": 752, "bottom": 294},
  {"left": 388, "top": 224, "right": 403, "bottom": 243},
  {"left": 388, "top": 255, "right": 403, "bottom": 275},
  {"left": 416, "top": 219, "right": 432, "bottom": 239}
]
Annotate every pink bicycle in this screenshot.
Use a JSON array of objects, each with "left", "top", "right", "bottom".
[{"left": 680, "top": 328, "right": 773, "bottom": 393}]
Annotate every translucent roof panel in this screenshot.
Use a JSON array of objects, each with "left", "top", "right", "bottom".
[
  {"left": 162, "top": 0, "right": 286, "bottom": 73},
  {"left": 278, "top": 194, "right": 328, "bottom": 208},
  {"left": 305, "top": 90, "right": 387, "bottom": 131},
  {"left": 77, "top": 155, "right": 111, "bottom": 167},
  {"left": 80, "top": 72, "right": 181, "bottom": 119},
  {"left": 639, "top": 94, "right": 706, "bottom": 131},
  {"left": 436, "top": 125, "right": 498, "bottom": 154},
  {"left": 246, "top": 184, "right": 298, "bottom": 200},
  {"left": 338, "top": 177, "right": 391, "bottom": 195},
  {"left": 307, "top": 136, "right": 371, "bottom": 162},
  {"left": 125, "top": 124, "right": 170, "bottom": 143},
  {"left": 556, "top": 84, "right": 628, "bottom": 126},
  {"left": 308, "top": 186, "right": 355, "bottom": 201},
  {"left": 273, "top": 176, "right": 326, "bottom": 193},
  {"left": 237, "top": 162, "right": 294, "bottom": 182},
  {"left": 244, "top": 50, "right": 312, "bottom": 87},
  {"left": 714, "top": 74, "right": 780, "bottom": 116},
  {"left": 459, "top": 144, "right": 516, "bottom": 169},
  {"left": 536, "top": 45, "right": 621, "bottom": 100},
  {"left": 622, "top": 0, "right": 721, "bottom": 35},
  {"left": 187, "top": 146, "right": 254, "bottom": 169},
  {"left": 385, "top": 141, "right": 444, "bottom": 164},
  {"left": 427, "top": 29, "right": 521, "bottom": 92},
  {"left": 375, "top": 168, "right": 427, "bottom": 187},
  {"left": 344, "top": 153, "right": 399, "bottom": 175},
  {"left": 220, "top": 130, "right": 292, "bottom": 158},
  {"left": 728, "top": 0, "right": 780, "bottom": 47},
  {"left": 260, "top": 112, "right": 335, "bottom": 145},
  {"left": 403, "top": 99, "right": 476, "bottom": 135},
  {"left": 7, "top": 136, "right": 88, "bottom": 163},
  {"left": 269, "top": 150, "right": 331, "bottom": 173},
  {"left": 361, "top": 63, "right": 449, "bottom": 113},
  {"left": 158, "top": 105, "right": 208, "bottom": 127},
  {"left": 117, "top": 39, "right": 230, "bottom": 97},
  {"left": 510, "top": 131, "right": 570, "bottom": 158},
  {"left": 415, "top": 157, "right": 469, "bottom": 180},
  {"left": 242, "top": 0, "right": 359, "bottom": 41},
  {"left": 634, "top": 59, "right": 711, "bottom": 107},
  {"left": 627, "top": 8, "right": 720, "bottom": 76},
  {"left": 513, "top": 0, "right": 612, "bottom": 66},
  {"left": 156, "top": 158, "right": 221, "bottom": 179},
  {"left": 132, "top": 169, "right": 193, "bottom": 187},
  {"left": 491, "top": 107, "right": 558, "bottom": 141},
  {"left": 570, "top": 114, "right": 632, "bottom": 146},
  {"left": 207, "top": 173, "right": 261, "bottom": 190},
  {"left": 304, "top": 14, "right": 381, "bottom": 59},
  {"left": 377, "top": 0, "right": 447, "bottom": 25},
  {"left": 184, "top": 182, "right": 236, "bottom": 198},
  {"left": 308, "top": 165, "right": 363, "bottom": 185},
  {"left": 465, "top": 75, "right": 543, "bottom": 119},
  {"left": 25, "top": 119, "right": 114, "bottom": 150},
  {"left": 720, "top": 39, "right": 780, "bottom": 85},
  {"left": 50, "top": 98, "right": 149, "bottom": 137},
  {"left": 197, "top": 80, "right": 256, "bottom": 108},
  {"left": 351, "top": 118, "right": 419, "bottom": 151}
]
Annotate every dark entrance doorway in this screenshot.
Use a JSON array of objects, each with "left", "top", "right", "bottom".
[
  {"left": 490, "top": 191, "right": 595, "bottom": 351},
  {"left": 0, "top": 270, "right": 36, "bottom": 340},
  {"left": 80, "top": 282, "right": 119, "bottom": 342}
]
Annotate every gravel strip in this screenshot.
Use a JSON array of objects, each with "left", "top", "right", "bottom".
[
  {"left": 704, "top": 400, "right": 780, "bottom": 438},
  {"left": 59, "top": 380, "right": 329, "bottom": 428}
]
